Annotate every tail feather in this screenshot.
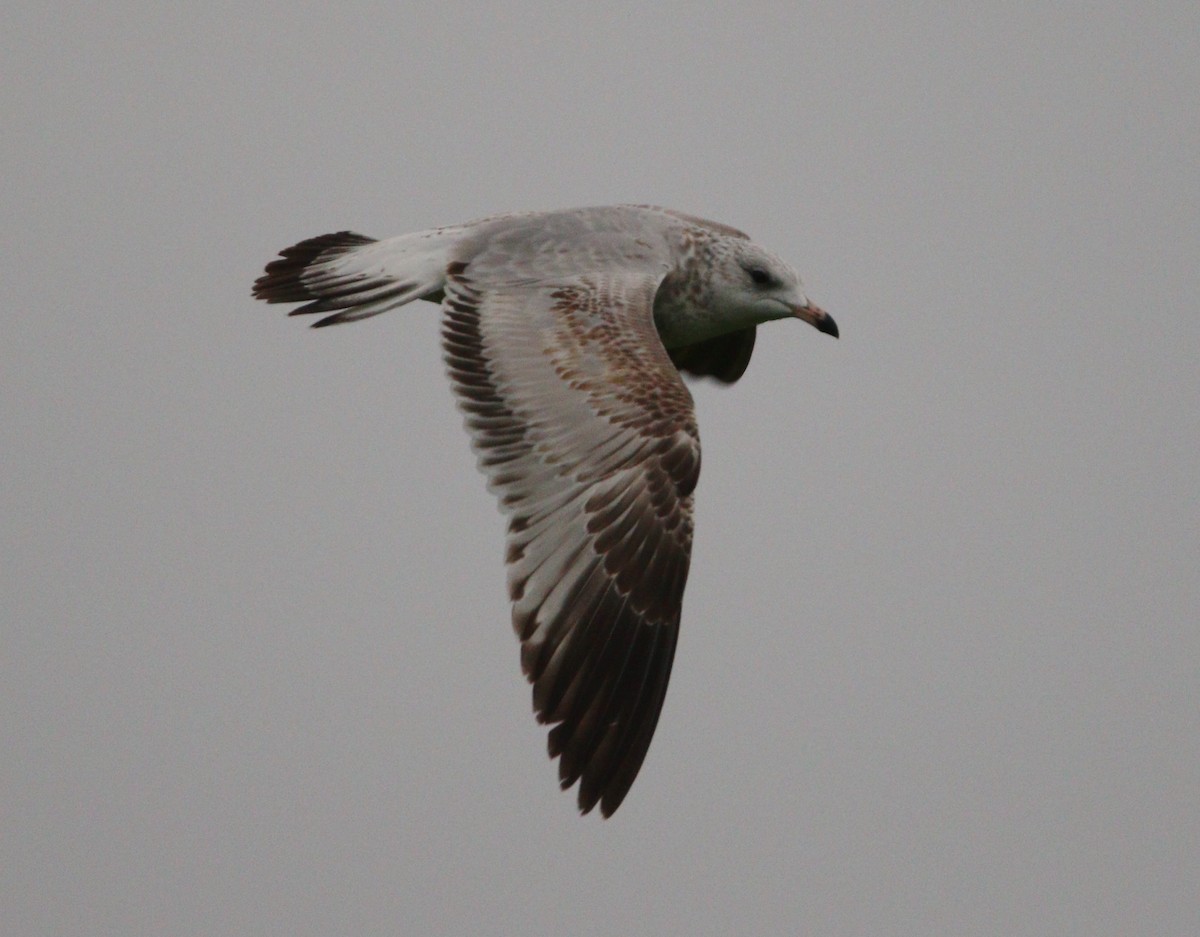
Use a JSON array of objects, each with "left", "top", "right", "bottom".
[
  {"left": 303, "top": 283, "right": 423, "bottom": 327},
  {"left": 253, "top": 232, "right": 376, "bottom": 303},
  {"left": 253, "top": 228, "right": 453, "bottom": 327}
]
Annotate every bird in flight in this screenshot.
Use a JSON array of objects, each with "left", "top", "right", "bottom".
[{"left": 253, "top": 205, "right": 838, "bottom": 816}]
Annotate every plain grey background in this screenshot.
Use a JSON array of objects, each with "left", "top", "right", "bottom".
[{"left": 4, "top": 3, "right": 1197, "bottom": 935}]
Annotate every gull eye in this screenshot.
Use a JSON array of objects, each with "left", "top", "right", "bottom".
[{"left": 745, "top": 265, "right": 773, "bottom": 288}]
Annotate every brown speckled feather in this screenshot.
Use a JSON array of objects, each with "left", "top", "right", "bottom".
[{"left": 442, "top": 259, "right": 699, "bottom": 817}]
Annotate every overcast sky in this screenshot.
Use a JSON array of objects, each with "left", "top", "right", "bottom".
[{"left": 4, "top": 3, "right": 1198, "bottom": 935}]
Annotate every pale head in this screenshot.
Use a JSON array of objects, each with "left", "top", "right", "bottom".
[{"left": 709, "top": 239, "right": 838, "bottom": 338}]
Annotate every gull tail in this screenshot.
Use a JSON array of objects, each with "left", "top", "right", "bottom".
[{"left": 253, "top": 227, "right": 457, "bottom": 327}]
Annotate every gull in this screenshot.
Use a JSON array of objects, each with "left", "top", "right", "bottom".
[{"left": 253, "top": 205, "right": 838, "bottom": 816}]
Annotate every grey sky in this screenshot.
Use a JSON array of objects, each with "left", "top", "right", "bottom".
[{"left": 4, "top": 3, "right": 1198, "bottom": 935}]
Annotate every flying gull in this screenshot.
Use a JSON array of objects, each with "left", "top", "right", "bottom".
[{"left": 253, "top": 205, "right": 838, "bottom": 817}]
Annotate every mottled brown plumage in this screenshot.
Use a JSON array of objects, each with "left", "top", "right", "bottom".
[{"left": 253, "top": 205, "right": 837, "bottom": 816}]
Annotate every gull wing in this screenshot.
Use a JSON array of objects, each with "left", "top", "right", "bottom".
[{"left": 442, "top": 261, "right": 700, "bottom": 817}]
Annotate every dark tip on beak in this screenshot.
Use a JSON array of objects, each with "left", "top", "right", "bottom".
[{"left": 795, "top": 303, "right": 838, "bottom": 338}]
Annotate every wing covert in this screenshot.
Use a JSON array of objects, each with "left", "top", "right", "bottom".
[{"left": 441, "top": 264, "right": 700, "bottom": 816}]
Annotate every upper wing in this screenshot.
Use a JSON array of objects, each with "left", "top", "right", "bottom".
[{"left": 442, "top": 264, "right": 700, "bottom": 817}]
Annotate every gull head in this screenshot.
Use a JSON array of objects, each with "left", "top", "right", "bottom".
[{"left": 710, "top": 240, "right": 838, "bottom": 338}]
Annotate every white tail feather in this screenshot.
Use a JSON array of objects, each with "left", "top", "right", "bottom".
[{"left": 254, "top": 225, "right": 464, "bottom": 327}]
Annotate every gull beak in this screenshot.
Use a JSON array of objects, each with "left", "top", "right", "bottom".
[{"left": 793, "top": 302, "right": 839, "bottom": 338}]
